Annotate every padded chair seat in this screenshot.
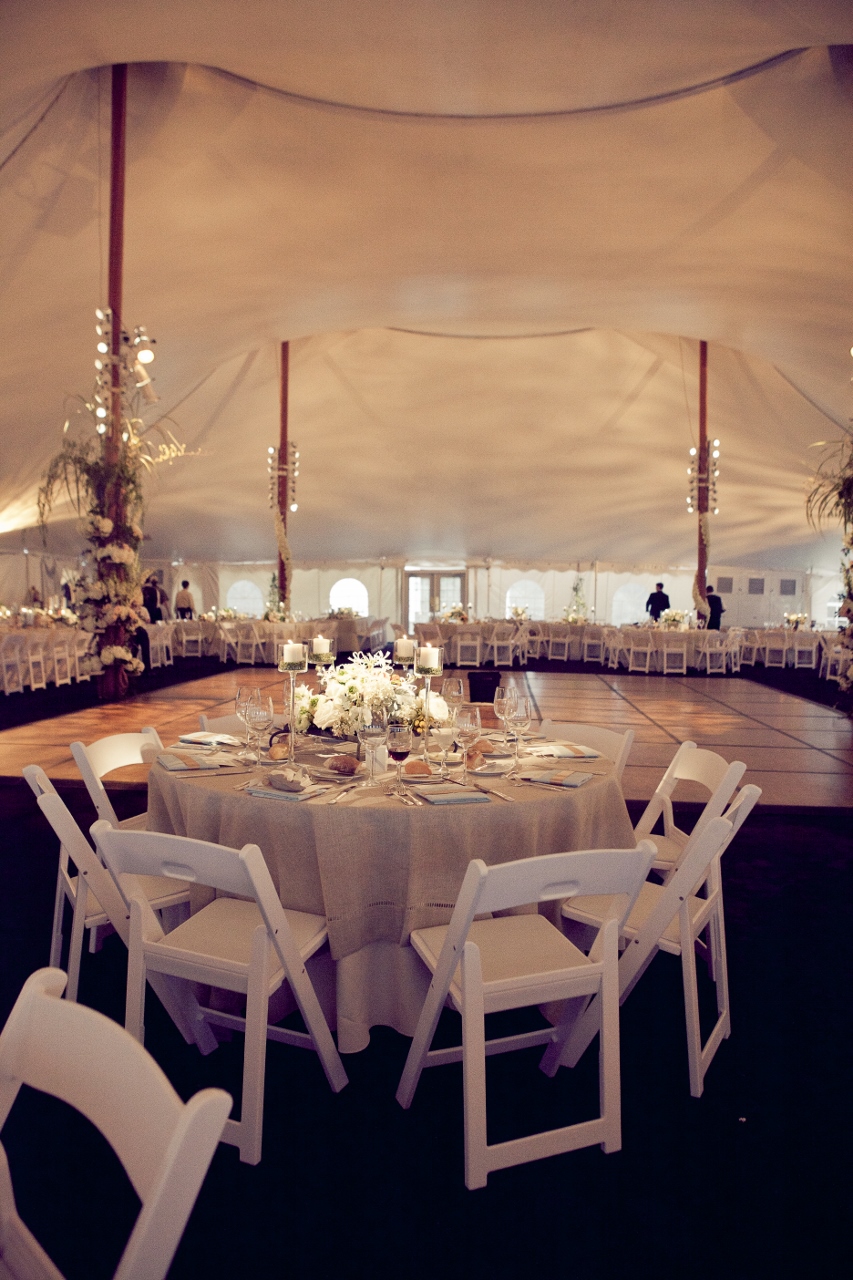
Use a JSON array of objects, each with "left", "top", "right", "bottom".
[
  {"left": 153, "top": 897, "right": 328, "bottom": 983},
  {"left": 119, "top": 811, "right": 149, "bottom": 831},
  {"left": 412, "top": 913, "right": 592, "bottom": 1007},
  {"left": 564, "top": 881, "right": 713, "bottom": 957},
  {"left": 647, "top": 832, "right": 687, "bottom": 867}
]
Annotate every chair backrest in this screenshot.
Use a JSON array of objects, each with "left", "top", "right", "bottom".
[
  {"left": 539, "top": 720, "right": 635, "bottom": 780},
  {"left": 457, "top": 842, "right": 656, "bottom": 924},
  {"left": 199, "top": 711, "right": 246, "bottom": 735},
  {"left": 634, "top": 740, "right": 746, "bottom": 842},
  {"left": 0, "top": 969, "right": 230, "bottom": 1280},
  {"left": 70, "top": 729, "right": 163, "bottom": 825}
]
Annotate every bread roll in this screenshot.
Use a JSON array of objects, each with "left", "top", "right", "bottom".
[
  {"left": 403, "top": 759, "right": 432, "bottom": 778},
  {"left": 328, "top": 755, "right": 359, "bottom": 776}
]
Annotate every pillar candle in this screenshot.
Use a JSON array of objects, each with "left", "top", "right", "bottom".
[
  {"left": 419, "top": 644, "right": 440, "bottom": 669},
  {"left": 395, "top": 637, "right": 415, "bottom": 658},
  {"left": 280, "top": 642, "right": 303, "bottom": 664}
]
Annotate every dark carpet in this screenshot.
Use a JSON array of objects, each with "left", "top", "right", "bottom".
[{"left": 0, "top": 782, "right": 850, "bottom": 1280}]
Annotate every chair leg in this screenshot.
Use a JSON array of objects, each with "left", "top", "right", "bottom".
[
  {"left": 49, "top": 873, "right": 68, "bottom": 970},
  {"left": 679, "top": 899, "right": 704, "bottom": 1098},
  {"left": 237, "top": 927, "right": 271, "bottom": 1164},
  {"left": 125, "top": 901, "right": 148, "bottom": 1043},
  {"left": 598, "top": 920, "right": 621, "bottom": 1153},
  {"left": 396, "top": 965, "right": 449, "bottom": 1108},
  {"left": 461, "top": 942, "right": 489, "bottom": 1190},
  {"left": 65, "top": 881, "right": 89, "bottom": 1003}
]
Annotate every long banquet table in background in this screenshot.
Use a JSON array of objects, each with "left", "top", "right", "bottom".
[{"left": 147, "top": 755, "right": 634, "bottom": 1052}]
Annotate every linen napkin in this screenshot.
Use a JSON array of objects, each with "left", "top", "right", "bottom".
[
  {"left": 245, "top": 783, "right": 329, "bottom": 802},
  {"left": 179, "top": 731, "right": 243, "bottom": 747},
  {"left": 413, "top": 784, "right": 490, "bottom": 805},
  {"left": 517, "top": 768, "right": 592, "bottom": 788},
  {"left": 524, "top": 741, "right": 601, "bottom": 759}
]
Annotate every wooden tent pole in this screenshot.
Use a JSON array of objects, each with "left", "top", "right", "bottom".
[
  {"left": 106, "top": 64, "right": 127, "bottom": 477},
  {"left": 696, "top": 339, "right": 708, "bottom": 603},
  {"left": 278, "top": 341, "right": 290, "bottom": 601}
]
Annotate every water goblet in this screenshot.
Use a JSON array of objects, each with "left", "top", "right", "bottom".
[
  {"left": 235, "top": 685, "right": 253, "bottom": 759},
  {"left": 441, "top": 677, "right": 464, "bottom": 723},
  {"left": 357, "top": 705, "right": 389, "bottom": 788},
  {"left": 454, "top": 705, "right": 481, "bottom": 786},
  {"left": 493, "top": 685, "right": 518, "bottom": 747},
  {"left": 246, "top": 695, "right": 275, "bottom": 765},
  {"left": 506, "top": 696, "right": 532, "bottom": 767},
  {"left": 429, "top": 724, "right": 455, "bottom": 778},
  {"left": 388, "top": 723, "right": 413, "bottom": 794}
]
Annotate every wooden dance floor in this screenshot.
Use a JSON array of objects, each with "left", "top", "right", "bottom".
[{"left": 1, "top": 668, "right": 851, "bottom": 809}]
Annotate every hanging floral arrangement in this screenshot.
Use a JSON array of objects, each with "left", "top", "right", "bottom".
[
  {"left": 38, "top": 309, "right": 194, "bottom": 698},
  {"left": 807, "top": 434, "right": 853, "bottom": 711}
]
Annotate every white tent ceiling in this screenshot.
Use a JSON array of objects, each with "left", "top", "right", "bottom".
[{"left": 1, "top": 1, "right": 852, "bottom": 575}]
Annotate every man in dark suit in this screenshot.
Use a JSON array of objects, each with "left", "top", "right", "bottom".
[
  {"left": 645, "top": 582, "right": 670, "bottom": 622},
  {"left": 706, "top": 585, "right": 725, "bottom": 630}
]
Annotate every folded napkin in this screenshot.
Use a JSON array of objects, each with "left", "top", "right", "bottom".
[
  {"left": 518, "top": 768, "right": 592, "bottom": 788},
  {"left": 245, "top": 784, "right": 328, "bottom": 802},
  {"left": 524, "top": 741, "right": 601, "bottom": 759},
  {"left": 179, "top": 731, "right": 243, "bottom": 747},
  {"left": 157, "top": 750, "right": 230, "bottom": 771},
  {"left": 268, "top": 766, "right": 311, "bottom": 792},
  {"left": 413, "top": 784, "right": 490, "bottom": 805}
]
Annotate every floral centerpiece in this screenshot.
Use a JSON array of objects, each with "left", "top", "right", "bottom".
[
  {"left": 70, "top": 512, "right": 145, "bottom": 678},
  {"left": 510, "top": 605, "right": 529, "bottom": 621},
  {"left": 292, "top": 652, "right": 449, "bottom": 738},
  {"left": 783, "top": 612, "right": 809, "bottom": 629},
  {"left": 327, "top": 607, "right": 361, "bottom": 620},
  {"left": 660, "top": 608, "right": 687, "bottom": 630},
  {"left": 441, "top": 603, "right": 468, "bottom": 623}
]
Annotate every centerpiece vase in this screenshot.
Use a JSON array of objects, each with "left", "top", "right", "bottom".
[
  {"left": 415, "top": 645, "right": 443, "bottom": 762},
  {"left": 278, "top": 643, "right": 308, "bottom": 764}
]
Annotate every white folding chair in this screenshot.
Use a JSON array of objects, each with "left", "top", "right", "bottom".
[
  {"left": 582, "top": 625, "right": 604, "bottom": 663},
  {"left": 547, "top": 623, "right": 571, "bottom": 661},
  {"left": 235, "top": 623, "right": 265, "bottom": 665},
  {"left": 23, "top": 766, "right": 190, "bottom": 1003},
  {"left": 661, "top": 637, "right": 688, "bottom": 675},
  {"left": 821, "top": 641, "right": 845, "bottom": 681},
  {"left": 454, "top": 626, "right": 483, "bottom": 667},
  {"left": 724, "top": 632, "right": 741, "bottom": 672},
  {"left": 539, "top": 719, "right": 635, "bottom": 782},
  {"left": 524, "top": 622, "right": 548, "bottom": 661},
  {"left": 0, "top": 968, "right": 230, "bottom": 1280},
  {"left": 602, "top": 627, "right": 623, "bottom": 669},
  {"left": 179, "top": 621, "right": 204, "bottom": 658},
  {"left": 0, "top": 635, "right": 25, "bottom": 694},
  {"left": 627, "top": 630, "right": 653, "bottom": 673},
  {"left": 793, "top": 635, "right": 821, "bottom": 669},
  {"left": 633, "top": 741, "right": 746, "bottom": 877},
  {"left": 738, "top": 630, "right": 758, "bottom": 665},
  {"left": 560, "top": 789, "right": 761, "bottom": 1097},
  {"left": 396, "top": 843, "right": 656, "bottom": 1189},
  {"left": 70, "top": 729, "right": 163, "bottom": 831},
  {"left": 95, "top": 825, "right": 348, "bottom": 1165},
  {"left": 159, "top": 621, "right": 175, "bottom": 666},
  {"left": 484, "top": 624, "right": 516, "bottom": 667},
  {"left": 71, "top": 632, "right": 94, "bottom": 682},
  {"left": 763, "top": 630, "right": 788, "bottom": 668},
  {"left": 697, "top": 632, "right": 727, "bottom": 674},
  {"left": 49, "top": 636, "right": 72, "bottom": 687},
  {"left": 25, "top": 636, "right": 48, "bottom": 691}
]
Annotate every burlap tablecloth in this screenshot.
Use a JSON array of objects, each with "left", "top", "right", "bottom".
[{"left": 147, "top": 760, "right": 634, "bottom": 1049}]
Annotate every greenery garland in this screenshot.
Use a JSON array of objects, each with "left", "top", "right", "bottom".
[{"left": 807, "top": 435, "right": 853, "bottom": 709}]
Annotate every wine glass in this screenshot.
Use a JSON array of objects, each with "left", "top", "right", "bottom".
[
  {"left": 357, "top": 705, "right": 389, "bottom": 787},
  {"left": 493, "top": 685, "right": 518, "bottom": 747},
  {"left": 441, "top": 677, "right": 464, "bottom": 723},
  {"left": 429, "top": 724, "right": 455, "bottom": 778},
  {"left": 246, "top": 693, "right": 274, "bottom": 765},
  {"left": 454, "top": 705, "right": 481, "bottom": 786},
  {"left": 235, "top": 685, "right": 253, "bottom": 759},
  {"left": 388, "top": 723, "right": 413, "bottom": 794},
  {"left": 505, "top": 696, "right": 532, "bottom": 767}
]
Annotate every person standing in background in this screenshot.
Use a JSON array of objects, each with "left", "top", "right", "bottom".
[
  {"left": 645, "top": 582, "right": 670, "bottom": 622},
  {"left": 706, "top": 585, "right": 725, "bottom": 630},
  {"left": 175, "top": 580, "right": 195, "bottom": 619}
]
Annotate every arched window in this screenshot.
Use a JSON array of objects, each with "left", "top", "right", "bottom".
[
  {"left": 505, "top": 580, "right": 545, "bottom": 620},
  {"left": 226, "top": 579, "right": 265, "bottom": 617},
  {"left": 329, "top": 578, "right": 369, "bottom": 616},
  {"left": 610, "top": 582, "right": 648, "bottom": 627}
]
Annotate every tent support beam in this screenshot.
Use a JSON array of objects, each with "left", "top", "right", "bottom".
[
  {"left": 278, "top": 341, "right": 290, "bottom": 603},
  {"left": 106, "top": 63, "right": 127, "bottom": 478},
  {"left": 696, "top": 339, "right": 708, "bottom": 605}
]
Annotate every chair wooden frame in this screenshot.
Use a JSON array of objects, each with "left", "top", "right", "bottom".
[
  {"left": 396, "top": 843, "right": 656, "bottom": 1189},
  {"left": 633, "top": 740, "right": 746, "bottom": 876},
  {"left": 0, "top": 968, "right": 230, "bottom": 1280},
  {"left": 560, "top": 790, "right": 761, "bottom": 1097},
  {"left": 95, "top": 825, "right": 348, "bottom": 1165}
]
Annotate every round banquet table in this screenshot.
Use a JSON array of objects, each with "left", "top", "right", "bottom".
[{"left": 147, "top": 756, "right": 634, "bottom": 1052}]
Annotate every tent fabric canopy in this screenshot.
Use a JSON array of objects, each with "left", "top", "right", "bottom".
[{"left": 1, "top": 2, "right": 852, "bottom": 577}]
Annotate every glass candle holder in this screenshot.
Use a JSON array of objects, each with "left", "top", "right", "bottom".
[
  {"left": 393, "top": 636, "right": 416, "bottom": 669},
  {"left": 308, "top": 635, "right": 336, "bottom": 666},
  {"left": 277, "top": 642, "right": 308, "bottom": 763},
  {"left": 415, "top": 645, "right": 443, "bottom": 760}
]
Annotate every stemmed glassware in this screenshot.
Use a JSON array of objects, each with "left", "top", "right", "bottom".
[
  {"left": 493, "top": 685, "right": 518, "bottom": 747},
  {"left": 357, "top": 705, "right": 389, "bottom": 788},
  {"left": 277, "top": 642, "right": 308, "bottom": 764},
  {"left": 441, "top": 677, "right": 463, "bottom": 724},
  {"left": 505, "top": 695, "right": 532, "bottom": 768},
  {"left": 245, "top": 694, "right": 275, "bottom": 765},
  {"left": 429, "top": 724, "right": 455, "bottom": 778},
  {"left": 235, "top": 685, "right": 254, "bottom": 760},
  {"left": 454, "top": 705, "right": 482, "bottom": 786},
  {"left": 387, "top": 723, "right": 413, "bottom": 795}
]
